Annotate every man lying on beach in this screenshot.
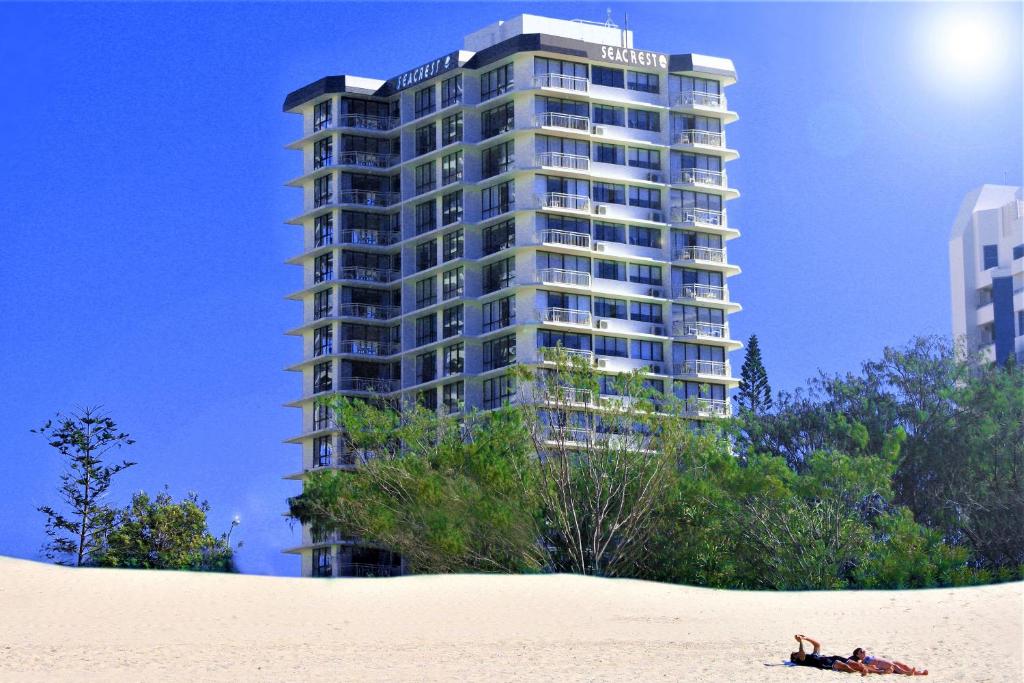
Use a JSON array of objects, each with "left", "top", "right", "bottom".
[
  {"left": 850, "top": 648, "right": 928, "bottom": 676},
  {"left": 790, "top": 635, "right": 870, "bottom": 674}
]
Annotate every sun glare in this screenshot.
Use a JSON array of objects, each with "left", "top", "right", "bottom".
[{"left": 921, "top": 8, "right": 1008, "bottom": 86}]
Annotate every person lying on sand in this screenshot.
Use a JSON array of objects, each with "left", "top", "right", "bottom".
[
  {"left": 790, "top": 635, "right": 870, "bottom": 674},
  {"left": 850, "top": 648, "right": 928, "bottom": 676}
]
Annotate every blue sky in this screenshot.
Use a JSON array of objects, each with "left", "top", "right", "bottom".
[{"left": 0, "top": 2, "right": 1020, "bottom": 576}]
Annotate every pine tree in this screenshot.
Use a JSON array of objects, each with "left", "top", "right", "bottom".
[
  {"left": 736, "top": 334, "right": 773, "bottom": 414},
  {"left": 34, "top": 407, "right": 136, "bottom": 566}
]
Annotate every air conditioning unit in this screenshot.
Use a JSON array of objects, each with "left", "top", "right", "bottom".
[
  {"left": 648, "top": 287, "right": 663, "bottom": 298},
  {"left": 593, "top": 125, "right": 607, "bottom": 136},
  {"left": 593, "top": 242, "right": 606, "bottom": 252},
  {"left": 650, "top": 325, "right": 664, "bottom": 336},
  {"left": 596, "top": 358, "right": 608, "bottom": 368},
  {"left": 594, "top": 204, "right": 608, "bottom": 215},
  {"left": 595, "top": 319, "right": 609, "bottom": 330}
]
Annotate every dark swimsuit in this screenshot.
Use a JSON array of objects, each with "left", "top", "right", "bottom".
[{"left": 795, "top": 654, "right": 848, "bottom": 670}]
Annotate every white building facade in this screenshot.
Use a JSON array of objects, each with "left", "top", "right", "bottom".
[
  {"left": 283, "top": 15, "right": 743, "bottom": 577},
  {"left": 949, "top": 184, "right": 1024, "bottom": 365}
]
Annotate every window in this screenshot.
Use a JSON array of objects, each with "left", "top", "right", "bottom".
[
  {"left": 631, "top": 339, "right": 664, "bottom": 361},
  {"left": 533, "top": 57, "right": 588, "bottom": 86},
  {"left": 442, "top": 381, "right": 464, "bottom": 413},
  {"left": 595, "top": 335, "right": 628, "bottom": 357},
  {"left": 482, "top": 141, "right": 515, "bottom": 178},
  {"left": 982, "top": 245, "right": 999, "bottom": 270},
  {"left": 443, "top": 343, "right": 464, "bottom": 376},
  {"left": 536, "top": 96, "right": 589, "bottom": 118},
  {"left": 313, "top": 360, "right": 333, "bottom": 393},
  {"left": 442, "top": 151, "right": 463, "bottom": 185},
  {"left": 415, "top": 277, "right": 436, "bottom": 308},
  {"left": 630, "top": 301, "right": 663, "bottom": 323},
  {"left": 483, "top": 219, "right": 516, "bottom": 255},
  {"left": 679, "top": 152, "right": 722, "bottom": 173},
  {"left": 415, "top": 199, "right": 436, "bottom": 234},
  {"left": 672, "top": 75, "right": 721, "bottom": 100},
  {"left": 482, "top": 257, "right": 515, "bottom": 293},
  {"left": 414, "top": 86, "right": 435, "bottom": 118},
  {"left": 628, "top": 109, "right": 660, "bottom": 132},
  {"left": 480, "top": 63, "right": 513, "bottom": 100},
  {"left": 313, "top": 99, "right": 332, "bottom": 132},
  {"left": 314, "top": 253, "right": 333, "bottom": 283},
  {"left": 540, "top": 213, "right": 590, "bottom": 234},
  {"left": 416, "top": 350, "right": 437, "bottom": 384},
  {"left": 442, "top": 266, "right": 464, "bottom": 300},
  {"left": 628, "top": 147, "right": 661, "bottom": 170},
  {"left": 594, "top": 222, "right": 626, "bottom": 243},
  {"left": 312, "top": 403, "right": 333, "bottom": 431},
  {"left": 314, "top": 137, "right": 333, "bottom": 169},
  {"left": 593, "top": 182, "right": 626, "bottom": 205},
  {"left": 312, "top": 548, "right": 332, "bottom": 577},
  {"left": 481, "top": 102, "right": 514, "bottom": 139},
  {"left": 314, "top": 214, "right": 334, "bottom": 247},
  {"left": 537, "top": 329, "right": 591, "bottom": 351},
  {"left": 481, "top": 181, "right": 515, "bottom": 218},
  {"left": 629, "top": 187, "right": 662, "bottom": 210},
  {"left": 629, "top": 264, "right": 662, "bottom": 285},
  {"left": 314, "top": 435, "right": 333, "bottom": 467},
  {"left": 441, "top": 74, "right": 463, "bottom": 108},
  {"left": 418, "top": 387, "right": 438, "bottom": 411},
  {"left": 482, "top": 375, "right": 515, "bottom": 409},
  {"left": 627, "top": 71, "right": 660, "bottom": 93},
  {"left": 591, "top": 65, "right": 624, "bottom": 88},
  {"left": 442, "top": 113, "right": 463, "bottom": 145},
  {"left": 313, "top": 289, "right": 332, "bottom": 319},
  {"left": 441, "top": 190, "right": 463, "bottom": 225},
  {"left": 415, "top": 161, "right": 436, "bottom": 195},
  {"left": 443, "top": 305, "right": 464, "bottom": 338},
  {"left": 1019, "top": 310, "right": 1024, "bottom": 337},
  {"left": 314, "top": 174, "right": 333, "bottom": 207},
  {"left": 483, "top": 334, "right": 516, "bottom": 370},
  {"left": 595, "top": 259, "right": 625, "bottom": 281},
  {"left": 593, "top": 104, "right": 625, "bottom": 126},
  {"left": 594, "top": 297, "right": 627, "bottom": 319},
  {"left": 442, "top": 230, "right": 463, "bottom": 261},
  {"left": 415, "top": 240, "right": 436, "bottom": 272},
  {"left": 482, "top": 295, "right": 516, "bottom": 331},
  {"left": 313, "top": 325, "right": 333, "bottom": 356},
  {"left": 630, "top": 225, "right": 662, "bottom": 248},
  {"left": 1013, "top": 244, "right": 1024, "bottom": 260},
  {"left": 415, "top": 123, "right": 436, "bottom": 156},
  {"left": 415, "top": 314, "right": 436, "bottom": 346},
  {"left": 593, "top": 143, "right": 625, "bottom": 165}
]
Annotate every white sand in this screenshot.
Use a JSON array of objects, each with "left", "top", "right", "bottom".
[{"left": 0, "top": 556, "right": 1020, "bottom": 682}]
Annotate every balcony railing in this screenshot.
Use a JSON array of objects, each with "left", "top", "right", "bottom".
[
  {"left": 539, "top": 267, "right": 591, "bottom": 288},
  {"left": 540, "top": 347, "right": 594, "bottom": 363},
  {"left": 674, "top": 90, "right": 726, "bottom": 109},
  {"left": 673, "top": 284, "right": 727, "bottom": 301},
  {"left": 539, "top": 228, "right": 591, "bottom": 249},
  {"left": 338, "top": 229, "right": 401, "bottom": 246},
  {"left": 337, "top": 267, "right": 399, "bottom": 284},
  {"left": 673, "top": 360, "right": 729, "bottom": 377},
  {"left": 541, "top": 192, "right": 591, "bottom": 212},
  {"left": 542, "top": 307, "right": 592, "bottom": 326},
  {"left": 337, "top": 340, "right": 399, "bottom": 357},
  {"left": 337, "top": 151, "right": 399, "bottom": 168},
  {"left": 340, "top": 563, "right": 404, "bottom": 578},
  {"left": 683, "top": 397, "right": 731, "bottom": 418},
  {"left": 673, "top": 246, "right": 725, "bottom": 263},
  {"left": 674, "top": 168, "right": 726, "bottom": 187},
  {"left": 672, "top": 321, "right": 727, "bottom": 339},
  {"left": 337, "top": 190, "right": 401, "bottom": 208},
  {"left": 337, "top": 303, "right": 400, "bottom": 320},
  {"left": 335, "top": 377, "right": 399, "bottom": 393},
  {"left": 670, "top": 206, "right": 725, "bottom": 227},
  {"left": 336, "top": 114, "right": 400, "bottom": 131},
  {"left": 544, "top": 386, "right": 594, "bottom": 404},
  {"left": 532, "top": 73, "right": 590, "bottom": 92},
  {"left": 534, "top": 112, "right": 591, "bottom": 131},
  {"left": 536, "top": 151, "right": 590, "bottom": 171},
  {"left": 543, "top": 426, "right": 594, "bottom": 444},
  {"left": 673, "top": 129, "right": 724, "bottom": 147}
]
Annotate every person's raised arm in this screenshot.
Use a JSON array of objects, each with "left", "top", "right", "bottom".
[{"left": 800, "top": 635, "right": 822, "bottom": 655}]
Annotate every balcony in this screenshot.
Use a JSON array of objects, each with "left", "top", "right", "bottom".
[
  {"left": 543, "top": 386, "right": 594, "bottom": 404},
  {"left": 539, "top": 228, "right": 591, "bottom": 249},
  {"left": 336, "top": 190, "right": 400, "bottom": 208},
  {"left": 673, "top": 283, "right": 727, "bottom": 302},
  {"left": 673, "top": 360, "right": 729, "bottom": 377},
  {"left": 541, "top": 307, "right": 592, "bottom": 327},
  {"left": 540, "top": 192, "right": 591, "bottom": 213},
  {"left": 536, "top": 151, "right": 590, "bottom": 171},
  {"left": 670, "top": 206, "right": 725, "bottom": 228},
  {"left": 672, "top": 129, "right": 724, "bottom": 148},
  {"left": 543, "top": 426, "right": 594, "bottom": 444},
  {"left": 337, "top": 303, "right": 400, "bottom": 321},
  {"left": 532, "top": 73, "right": 590, "bottom": 92},
  {"left": 336, "top": 114, "right": 400, "bottom": 132},
  {"left": 338, "top": 229, "right": 401, "bottom": 247},
  {"left": 673, "top": 168, "right": 726, "bottom": 187},
  {"left": 539, "top": 347, "right": 595, "bottom": 363},
  {"left": 671, "top": 321, "right": 728, "bottom": 340},
  {"left": 336, "top": 151, "right": 399, "bottom": 169},
  {"left": 682, "top": 397, "right": 731, "bottom": 418},
  {"left": 336, "top": 267, "right": 399, "bottom": 284},
  {"left": 335, "top": 377, "right": 400, "bottom": 393},
  {"left": 337, "top": 340, "right": 400, "bottom": 357},
  {"left": 674, "top": 90, "right": 727, "bottom": 110},
  {"left": 539, "top": 267, "right": 591, "bottom": 288},
  {"left": 534, "top": 112, "right": 591, "bottom": 132},
  {"left": 672, "top": 246, "right": 726, "bottom": 263}
]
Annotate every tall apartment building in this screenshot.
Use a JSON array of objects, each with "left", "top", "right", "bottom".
[
  {"left": 282, "top": 14, "right": 743, "bottom": 577},
  {"left": 949, "top": 184, "right": 1024, "bottom": 365}
]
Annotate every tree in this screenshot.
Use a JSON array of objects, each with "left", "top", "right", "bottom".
[
  {"left": 34, "top": 407, "right": 136, "bottom": 566},
  {"left": 93, "top": 488, "right": 239, "bottom": 572},
  {"left": 736, "top": 334, "right": 773, "bottom": 414}
]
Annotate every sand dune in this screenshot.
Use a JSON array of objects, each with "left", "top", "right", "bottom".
[{"left": 0, "top": 556, "right": 1020, "bottom": 681}]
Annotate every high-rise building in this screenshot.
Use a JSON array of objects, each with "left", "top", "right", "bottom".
[
  {"left": 949, "top": 184, "right": 1024, "bottom": 365},
  {"left": 282, "top": 14, "right": 743, "bottom": 577}
]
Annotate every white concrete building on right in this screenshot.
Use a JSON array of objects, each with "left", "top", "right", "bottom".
[{"left": 949, "top": 184, "right": 1024, "bottom": 364}]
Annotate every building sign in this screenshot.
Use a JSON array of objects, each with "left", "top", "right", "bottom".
[
  {"left": 596, "top": 45, "right": 668, "bottom": 70},
  {"left": 388, "top": 51, "right": 462, "bottom": 92}
]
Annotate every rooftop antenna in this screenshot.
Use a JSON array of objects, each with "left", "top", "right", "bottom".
[
  {"left": 624, "top": 11, "right": 629, "bottom": 47},
  {"left": 606, "top": 8, "right": 614, "bottom": 26}
]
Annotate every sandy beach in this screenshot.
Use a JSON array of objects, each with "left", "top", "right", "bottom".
[{"left": 0, "top": 556, "right": 1020, "bottom": 681}]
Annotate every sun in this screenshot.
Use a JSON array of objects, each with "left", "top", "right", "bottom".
[{"left": 920, "top": 8, "right": 1008, "bottom": 85}]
